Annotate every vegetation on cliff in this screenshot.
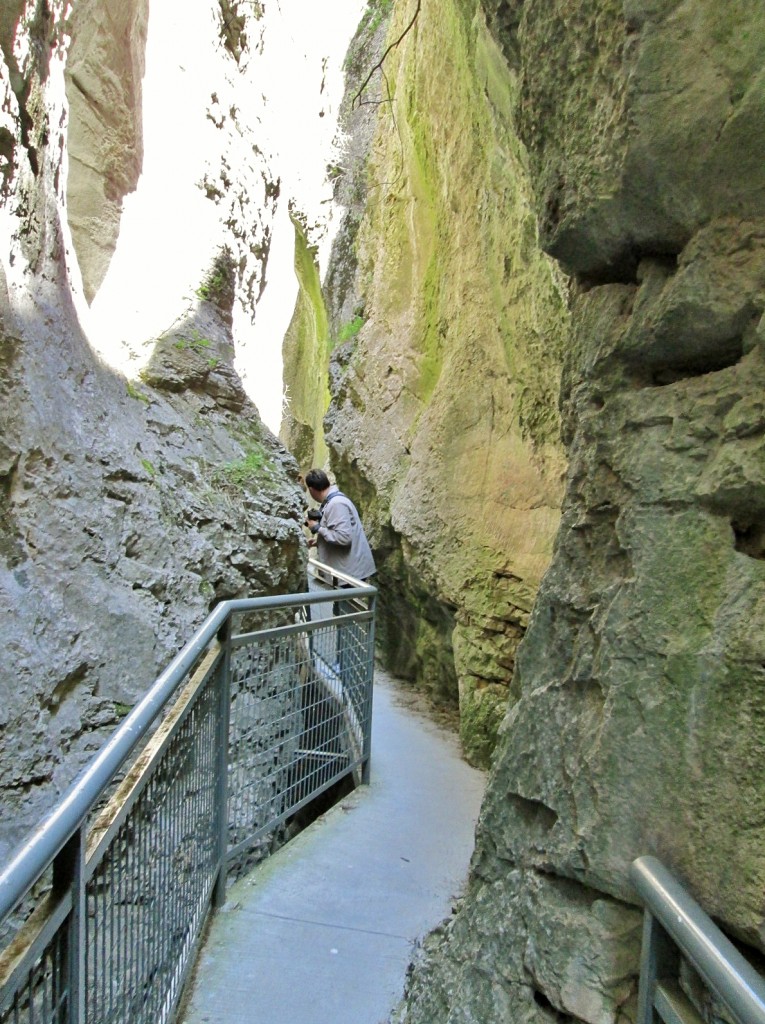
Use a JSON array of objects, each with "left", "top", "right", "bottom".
[
  {"left": 392, "top": 1, "right": 765, "bottom": 1021},
  {"left": 318, "top": 0, "right": 569, "bottom": 766},
  {"left": 279, "top": 215, "right": 331, "bottom": 469}
]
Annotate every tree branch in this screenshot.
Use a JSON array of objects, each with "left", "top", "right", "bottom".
[{"left": 351, "top": 0, "right": 421, "bottom": 110}]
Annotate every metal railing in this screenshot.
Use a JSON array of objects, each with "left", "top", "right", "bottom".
[
  {"left": 0, "top": 562, "right": 376, "bottom": 1024},
  {"left": 631, "top": 856, "right": 765, "bottom": 1024}
]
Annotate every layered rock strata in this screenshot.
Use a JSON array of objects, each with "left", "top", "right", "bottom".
[{"left": 395, "top": 1, "right": 765, "bottom": 1021}]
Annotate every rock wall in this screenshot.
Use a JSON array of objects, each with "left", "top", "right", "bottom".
[
  {"left": 320, "top": 0, "right": 569, "bottom": 766},
  {"left": 0, "top": 0, "right": 305, "bottom": 860},
  {"left": 65, "top": 0, "right": 148, "bottom": 301},
  {"left": 279, "top": 4, "right": 389, "bottom": 471},
  {"left": 280, "top": 215, "right": 331, "bottom": 470},
  {"left": 394, "top": 1, "right": 765, "bottom": 1021}
]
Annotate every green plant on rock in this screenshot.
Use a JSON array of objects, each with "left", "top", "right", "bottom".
[
  {"left": 196, "top": 277, "right": 226, "bottom": 302},
  {"left": 232, "top": 420, "right": 265, "bottom": 449},
  {"left": 334, "top": 314, "right": 366, "bottom": 348},
  {"left": 141, "top": 458, "right": 157, "bottom": 478},
  {"left": 358, "top": 0, "right": 393, "bottom": 38},
  {"left": 213, "top": 442, "right": 274, "bottom": 488},
  {"left": 173, "top": 331, "right": 213, "bottom": 353},
  {"left": 126, "top": 380, "right": 150, "bottom": 403},
  {"left": 195, "top": 247, "right": 235, "bottom": 305}
]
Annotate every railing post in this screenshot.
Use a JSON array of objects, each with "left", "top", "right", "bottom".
[
  {"left": 631, "top": 856, "right": 765, "bottom": 1024},
  {"left": 361, "top": 589, "right": 377, "bottom": 785},
  {"left": 53, "top": 824, "right": 87, "bottom": 1023},
  {"left": 213, "top": 613, "right": 233, "bottom": 909},
  {"left": 636, "top": 910, "right": 680, "bottom": 1024}
]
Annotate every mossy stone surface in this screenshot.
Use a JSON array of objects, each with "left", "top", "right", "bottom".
[
  {"left": 323, "top": 0, "right": 568, "bottom": 766},
  {"left": 280, "top": 218, "right": 331, "bottom": 470},
  {"left": 391, "top": 2, "right": 765, "bottom": 1022}
]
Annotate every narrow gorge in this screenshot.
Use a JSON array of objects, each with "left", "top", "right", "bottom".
[{"left": 1, "top": 2, "right": 764, "bottom": 1023}]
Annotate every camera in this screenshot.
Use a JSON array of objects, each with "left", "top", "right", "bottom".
[{"left": 306, "top": 508, "right": 322, "bottom": 535}]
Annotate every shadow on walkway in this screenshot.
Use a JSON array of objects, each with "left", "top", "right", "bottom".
[{"left": 181, "top": 668, "right": 486, "bottom": 1024}]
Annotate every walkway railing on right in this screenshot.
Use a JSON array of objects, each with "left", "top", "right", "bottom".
[
  {"left": 631, "top": 856, "right": 765, "bottom": 1024},
  {"left": 0, "top": 561, "right": 375, "bottom": 1024}
]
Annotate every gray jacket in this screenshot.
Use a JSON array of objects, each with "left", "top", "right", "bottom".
[{"left": 316, "top": 486, "right": 376, "bottom": 581}]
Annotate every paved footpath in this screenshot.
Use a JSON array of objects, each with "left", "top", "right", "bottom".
[{"left": 180, "top": 668, "right": 486, "bottom": 1024}]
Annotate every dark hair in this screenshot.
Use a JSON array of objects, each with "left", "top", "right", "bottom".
[{"left": 305, "top": 468, "right": 330, "bottom": 491}]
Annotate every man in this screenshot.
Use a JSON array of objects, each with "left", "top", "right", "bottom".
[{"left": 304, "top": 468, "right": 376, "bottom": 582}]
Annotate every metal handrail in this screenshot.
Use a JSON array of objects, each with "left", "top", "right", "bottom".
[
  {"left": 0, "top": 602, "right": 226, "bottom": 927},
  {"left": 0, "top": 569, "right": 376, "bottom": 1024},
  {"left": 0, "top": 582, "right": 374, "bottom": 926},
  {"left": 631, "top": 856, "right": 765, "bottom": 1024}
]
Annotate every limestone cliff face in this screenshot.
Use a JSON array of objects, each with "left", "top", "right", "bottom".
[
  {"left": 280, "top": 216, "right": 331, "bottom": 470},
  {"left": 279, "top": 8, "right": 388, "bottom": 474},
  {"left": 321, "top": 0, "right": 568, "bottom": 766},
  {"left": 394, "top": 2, "right": 765, "bottom": 1022},
  {"left": 0, "top": 1, "right": 305, "bottom": 859},
  {"left": 65, "top": 0, "right": 148, "bottom": 302}
]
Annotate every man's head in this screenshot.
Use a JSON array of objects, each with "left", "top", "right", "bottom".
[{"left": 305, "top": 468, "right": 330, "bottom": 501}]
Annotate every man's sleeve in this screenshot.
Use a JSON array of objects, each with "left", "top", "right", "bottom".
[{"left": 318, "top": 501, "right": 353, "bottom": 546}]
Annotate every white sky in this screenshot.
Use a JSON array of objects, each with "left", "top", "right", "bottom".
[{"left": 80, "top": 0, "right": 366, "bottom": 433}]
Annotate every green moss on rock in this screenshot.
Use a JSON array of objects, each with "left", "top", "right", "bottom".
[
  {"left": 458, "top": 679, "right": 507, "bottom": 769},
  {"left": 323, "top": 0, "right": 569, "bottom": 763},
  {"left": 280, "top": 217, "right": 331, "bottom": 469}
]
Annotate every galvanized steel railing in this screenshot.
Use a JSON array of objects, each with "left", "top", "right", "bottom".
[
  {"left": 631, "top": 856, "right": 765, "bottom": 1024},
  {"left": 0, "top": 562, "right": 376, "bottom": 1024}
]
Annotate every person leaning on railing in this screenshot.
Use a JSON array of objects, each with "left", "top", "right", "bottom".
[{"left": 304, "top": 468, "right": 376, "bottom": 583}]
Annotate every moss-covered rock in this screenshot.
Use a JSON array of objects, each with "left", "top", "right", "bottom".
[
  {"left": 394, "top": 2, "right": 765, "bottom": 1021},
  {"left": 320, "top": 0, "right": 568, "bottom": 766},
  {"left": 515, "top": 0, "right": 765, "bottom": 278},
  {"left": 279, "top": 216, "right": 331, "bottom": 469}
]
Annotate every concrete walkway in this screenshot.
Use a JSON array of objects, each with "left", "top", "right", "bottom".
[{"left": 180, "top": 669, "right": 486, "bottom": 1024}]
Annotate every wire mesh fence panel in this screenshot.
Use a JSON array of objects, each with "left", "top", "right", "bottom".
[
  {"left": 84, "top": 668, "right": 221, "bottom": 1024},
  {"left": 337, "top": 598, "right": 375, "bottom": 733},
  {"left": 226, "top": 590, "right": 375, "bottom": 866},
  {"left": 226, "top": 634, "right": 305, "bottom": 867},
  {"left": 0, "top": 579, "right": 375, "bottom": 1024},
  {"left": 0, "top": 921, "right": 68, "bottom": 1024}
]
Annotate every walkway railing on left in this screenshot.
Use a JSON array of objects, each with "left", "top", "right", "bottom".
[{"left": 0, "top": 563, "right": 376, "bottom": 1024}]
